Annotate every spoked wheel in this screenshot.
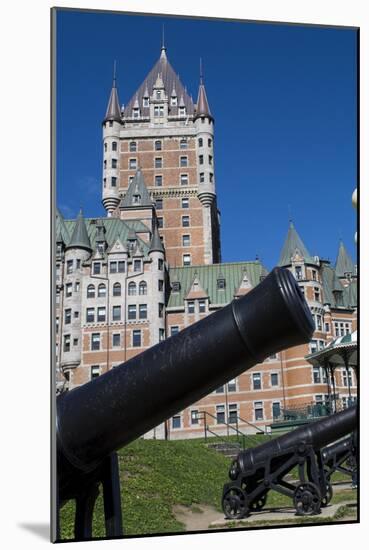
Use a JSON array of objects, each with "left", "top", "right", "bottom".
[
  {"left": 249, "top": 492, "right": 268, "bottom": 512},
  {"left": 222, "top": 487, "right": 248, "bottom": 519},
  {"left": 293, "top": 482, "right": 321, "bottom": 516},
  {"left": 321, "top": 483, "right": 333, "bottom": 507}
]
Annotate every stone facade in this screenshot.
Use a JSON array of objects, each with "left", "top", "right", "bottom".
[{"left": 55, "top": 45, "right": 357, "bottom": 438}]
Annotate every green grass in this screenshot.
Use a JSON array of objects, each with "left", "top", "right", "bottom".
[{"left": 59, "top": 437, "right": 357, "bottom": 541}]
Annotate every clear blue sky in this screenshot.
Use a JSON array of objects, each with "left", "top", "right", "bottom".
[{"left": 56, "top": 9, "right": 357, "bottom": 269}]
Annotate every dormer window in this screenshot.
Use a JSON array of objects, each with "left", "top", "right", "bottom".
[
  {"left": 133, "top": 108, "right": 140, "bottom": 119},
  {"left": 143, "top": 97, "right": 149, "bottom": 108},
  {"left": 179, "top": 106, "right": 186, "bottom": 116},
  {"left": 171, "top": 96, "right": 177, "bottom": 106},
  {"left": 172, "top": 281, "right": 181, "bottom": 292},
  {"left": 217, "top": 277, "right": 226, "bottom": 290},
  {"left": 156, "top": 90, "right": 161, "bottom": 99},
  {"left": 133, "top": 194, "right": 141, "bottom": 205}
]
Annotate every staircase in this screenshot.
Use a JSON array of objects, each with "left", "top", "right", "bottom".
[{"left": 207, "top": 441, "right": 241, "bottom": 459}]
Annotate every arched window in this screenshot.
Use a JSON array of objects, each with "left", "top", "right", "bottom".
[
  {"left": 139, "top": 281, "right": 147, "bottom": 295},
  {"left": 87, "top": 284, "right": 95, "bottom": 298},
  {"left": 98, "top": 283, "right": 106, "bottom": 298},
  {"left": 113, "top": 282, "right": 121, "bottom": 297},
  {"left": 128, "top": 282, "right": 137, "bottom": 296}
]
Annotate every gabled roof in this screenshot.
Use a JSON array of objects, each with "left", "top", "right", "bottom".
[
  {"left": 335, "top": 240, "right": 355, "bottom": 278},
  {"left": 120, "top": 169, "right": 152, "bottom": 208},
  {"left": 66, "top": 209, "right": 92, "bottom": 251},
  {"left": 124, "top": 49, "right": 194, "bottom": 118},
  {"left": 278, "top": 221, "right": 312, "bottom": 266},
  {"left": 103, "top": 75, "right": 121, "bottom": 123},
  {"left": 168, "top": 261, "right": 266, "bottom": 308},
  {"left": 185, "top": 274, "right": 208, "bottom": 300}
]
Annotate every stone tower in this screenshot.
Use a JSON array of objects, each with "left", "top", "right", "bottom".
[{"left": 101, "top": 47, "right": 221, "bottom": 267}]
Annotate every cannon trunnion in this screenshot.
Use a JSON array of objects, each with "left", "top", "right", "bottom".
[{"left": 222, "top": 406, "right": 357, "bottom": 519}]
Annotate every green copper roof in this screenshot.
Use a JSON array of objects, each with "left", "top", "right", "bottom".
[
  {"left": 56, "top": 208, "right": 71, "bottom": 244},
  {"left": 56, "top": 215, "right": 150, "bottom": 256},
  {"left": 149, "top": 222, "right": 165, "bottom": 254},
  {"left": 121, "top": 169, "right": 152, "bottom": 208},
  {"left": 321, "top": 264, "right": 357, "bottom": 309},
  {"left": 66, "top": 209, "right": 92, "bottom": 251},
  {"left": 342, "top": 280, "right": 357, "bottom": 309},
  {"left": 335, "top": 240, "right": 355, "bottom": 278},
  {"left": 278, "top": 221, "right": 313, "bottom": 267},
  {"left": 168, "top": 261, "right": 266, "bottom": 308}
]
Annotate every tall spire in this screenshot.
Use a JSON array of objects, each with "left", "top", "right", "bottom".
[
  {"left": 66, "top": 209, "right": 92, "bottom": 251},
  {"left": 194, "top": 60, "right": 213, "bottom": 121},
  {"left": 103, "top": 62, "right": 121, "bottom": 123},
  {"left": 278, "top": 221, "right": 311, "bottom": 267},
  {"left": 160, "top": 24, "right": 167, "bottom": 60},
  {"left": 335, "top": 240, "right": 355, "bottom": 278}
]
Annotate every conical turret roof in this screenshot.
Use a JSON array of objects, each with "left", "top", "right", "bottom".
[
  {"left": 278, "top": 221, "right": 311, "bottom": 266},
  {"left": 194, "top": 81, "right": 213, "bottom": 121},
  {"left": 103, "top": 71, "right": 121, "bottom": 123},
  {"left": 335, "top": 240, "right": 355, "bottom": 277},
  {"left": 149, "top": 221, "right": 165, "bottom": 254},
  {"left": 66, "top": 209, "right": 92, "bottom": 251},
  {"left": 120, "top": 169, "right": 152, "bottom": 208}
]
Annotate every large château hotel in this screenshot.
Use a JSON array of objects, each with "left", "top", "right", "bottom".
[{"left": 55, "top": 44, "right": 357, "bottom": 438}]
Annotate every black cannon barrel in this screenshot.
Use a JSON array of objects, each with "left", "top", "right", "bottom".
[
  {"left": 57, "top": 267, "right": 314, "bottom": 482},
  {"left": 237, "top": 406, "right": 357, "bottom": 473},
  {"left": 321, "top": 435, "right": 354, "bottom": 464}
]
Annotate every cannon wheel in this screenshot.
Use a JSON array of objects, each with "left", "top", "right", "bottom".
[
  {"left": 249, "top": 492, "right": 268, "bottom": 512},
  {"left": 222, "top": 487, "right": 248, "bottom": 520},
  {"left": 321, "top": 483, "right": 333, "bottom": 507},
  {"left": 293, "top": 482, "right": 321, "bottom": 516}
]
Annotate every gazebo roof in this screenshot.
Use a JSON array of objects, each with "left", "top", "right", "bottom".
[{"left": 305, "top": 331, "right": 357, "bottom": 369}]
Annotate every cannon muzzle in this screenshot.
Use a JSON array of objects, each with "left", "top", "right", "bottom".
[{"left": 57, "top": 266, "right": 314, "bottom": 490}]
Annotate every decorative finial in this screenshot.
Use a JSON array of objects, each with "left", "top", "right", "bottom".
[
  {"left": 288, "top": 204, "right": 293, "bottom": 224},
  {"left": 161, "top": 24, "right": 165, "bottom": 51},
  {"left": 113, "top": 60, "right": 117, "bottom": 86},
  {"left": 200, "top": 57, "right": 203, "bottom": 84}
]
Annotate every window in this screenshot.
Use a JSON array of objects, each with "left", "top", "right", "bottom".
[
  {"left": 113, "top": 333, "right": 121, "bottom": 347},
  {"left": 155, "top": 140, "right": 162, "bottom": 151},
  {"left": 128, "top": 176, "right": 134, "bottom": 184},
  {"left": 56, "top": 317, "right": 59, "bottom": 334},
  {"left": 112, "top": 141, "right": 117, "bottom": 151},
  {"left": 110, "top": 305, "right": 120, "bottom": 321},
  {"left": 228, "top": 379, "right": 237, "bottom": 392},
  {"left": 143, "top": 97, "right": 149, "bottom": 107},
  {"left": 103, "top": 178, "right": 106, "bottom": 188},
  {"left": 65, "top": 283, "right": 72, "bottom": 297},
  {"left": 91, "top": 365, "right": 100, "bottom": 379},
  {"left": 159, "top": 328, "right": 165, "bottom": 341},
  {"left": 182, "top": 216, "right": 190, "bottom": 227},
  {"left": 155, "top": 157, "right": 163, "bottom": 168},
  {"left": 252, "top": 373, "right": 262, "bottom": 390},
  {"left": 316, "top": 314, "right": 322, "bottom": 331},
  {"left": 209, "top": 173, "right": 214, "bottom": 183},
  {"left": 312, "top": 269, "right": 317, "bottom": 281},
  {"left": 179, "top": 106, "right": 186, "bottom": 116},
  {"left": 158, "top": 303, "right": 164, "bottom": 318},
  {"left": 271, "top": 373, "right": 279, "bottom": 386},
  {"left": 254, "top": 401, "right": 264, "bottom": 421},
  {"left": 73, "top": 338, "right": 78, "bottom": 346},
  {"left": 129, "top": 158, "right": 137, "bottom": 170},
  {"left": 104, "top": 159, "right": 107, "bottom": 169},
  {"left": 74, "top": 311, "right": 79, "bottom": 318},
  {"left": 342, "top": 369, "right": 353, "bottom": 387},
  {"left": 132, "top": 330, "right": 141, "bottom": 347},
  {"left": 137, "top": 281, "right": 146, "bottom": 296},
  {"left": 112, "top": 283, "right": 121, "bottom": 297},
  {"left": 209, "top": 155, "right": 213, "bottom": 165},
  {"left": 314, "top": 287, "right": 320, "bottom": 301},
  {"left": 104, "top": 142, "right": 107, "bottom": 152},
  {"left": 171, "top": 326, "right": 179, "bottom": 336},
  {"left": 183, "top": 254, "right": 191, "bottom": 266},
  {"left": 345, "top": 322, "right": 351, "bottom": 335},
  {"left": 295, "top": 266, "right": 302, "bottom": 280},
  {"left": 171, "top": 96, "right": 177, "bottom": 106},
  {"left": 129, "top": 141, "right": 137, "bottom": 152},
  {"left": 66, "top": 260, "right": 73, "bottom": 274},
  {"left": 158, "top": 280, "right": 164, "bottom": 291},
  {"left": 182, "top": 198, "right": 189, "bottom": 209},
  {"left": 187, "top": 301, "right": 195, "bottom": 314},
  {"left": 93, "top": 262, "right": 101, "bottom": 275},
  {"left": 127, "top": 304, "right": 136, "bottom": 320},
  {"left": 299, "top": 286, "right": 305, "bottom": 297},
  {"left": 217, "top": 278, "right": 226, "bottom": 290},
  {"left": 139, "top": 304, "right": 147, "bottom": 319},
  {"left": 111, "top": 177, "right": 117, "bottom": 187},
  {"left": 313, "top": 367, "right": 321, "bottom": 384},
  {"left": 199, "top": 172, "right": 205, "bottom": 183},
  {"left": 127, "top": 282, "right": 136, "bottom": 296},
  {"left": 272, "top": 402, "right": 281, "bottom": 420},
  {"left": 156, "top": 198, "right": 163, "bottom": 209},
  {"left": 157, "top": 217, "right": 163, "bottom": 228},
  {"left": 134, "top": 259, "right": 141, "bottom": 272},
  {"left": 182, "top": 234, "right": 190, "bottom": 247},
  {"left": 155, "top": 175, "right": 163, "bottom": 187},
  {"left": 199, "top": 155, "right": 204, "bottom": 165},
  {"left": 228, "top": 404, "right": 238, "bottom": 424},
  {"left": 180, "top": 156, "right": 188, "bottom": 167},
  {"left": 156, "top": 90, "right": 161, "bottom": 99},
  {"left": 191, "top": 410, "right": 199, "bottom": 425},
  {"left": 180, "top": 174, "right": 189, "bottom": 186},
  {"left": 63, "top": 335, "right": 70, "bottom": 352},
  {"left": 64, "top": 309, "right": 71, "bottom": 324},
  {"left": 158, "top": 258, "right": 164, "bottom": 270},
  {"left": 110, "top": 261, "right": 118, "bottom": 273},
  {"left": 216, "top": 405, "right": 225, "bottom": 424},
  {"left": 98, "top": 284, "right": 106, "bottom": 298},
  {"left": 111, "top": 159, "right": 117, "bottom": 169},
  {"left": 172, "top": 415, "right": 181, "bottom": 429},
  {"left": 97, "top": 306, "right": 106, "bottom": 322},
  {"left": 154, "top": 105, "right": 164, "bottom": 117},
  {"left": 208, "top": 138, "right": 212, "bottom": 147},
  {"left": 325, "top": 322, "right": 330, "bottom": 333},
  {"left": 91, "top": 333, "right": 100, "bottom": 351},
  {"left": 133, "top": 108, "right": 140, "bottom": 119},
  {"left": 87, "top": 284, "right": 95, "bottom": 298},
  {"left": 199, "top": 300, "right": 206, "bottom": 313},
  {"left": 109, "top": 121, "right": 113, "bottom": 127},
  {"left": 198, "top": 138, "right": 203, "bottom": 147}
]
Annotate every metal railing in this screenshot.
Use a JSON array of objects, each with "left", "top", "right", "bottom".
[{"left": 272, "top": 398, "right": 357, "bottom": 424}]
